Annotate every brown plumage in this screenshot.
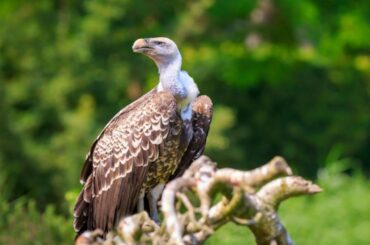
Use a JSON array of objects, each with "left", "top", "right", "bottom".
[
  {"left": 73, "top": 37, "right": 213, "bottom": 236},
  {"left": 170, "top": 95, "right": 213, "bottom": 180}
]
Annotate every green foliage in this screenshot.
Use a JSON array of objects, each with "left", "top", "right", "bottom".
[
  {"left": 0, "top": 0, "right": 369, "bottom": 243},
  {"left": 0, "top": 197, "right": 74, "bottom": 244}
]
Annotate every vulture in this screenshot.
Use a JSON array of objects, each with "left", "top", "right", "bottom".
[{"left": 73, "top": 37, "right": 213, "bottom": 236}]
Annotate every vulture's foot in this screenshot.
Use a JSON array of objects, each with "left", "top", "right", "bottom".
[
  {"left": 148, "top": 184, "right": 164, "bottom": 224},
  {"left": 137, "top": 193, "right": 145, "bottom": 212}
]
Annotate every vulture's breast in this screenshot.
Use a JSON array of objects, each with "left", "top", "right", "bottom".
[{"left": 141, "top": 116, "right": 192, "bottom": 193}]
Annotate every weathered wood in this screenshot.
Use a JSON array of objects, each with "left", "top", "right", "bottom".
[{"left": 75, "top": 155, "right": 322, "bottom": 245}]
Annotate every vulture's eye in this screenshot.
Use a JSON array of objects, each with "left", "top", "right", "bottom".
[{"left": 153, "top": 41, "right": 164, "bottom": 46}]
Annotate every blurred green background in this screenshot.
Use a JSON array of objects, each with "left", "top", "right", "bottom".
[{"left": 0, "top": 0, "right": 369, "bottom": 244}]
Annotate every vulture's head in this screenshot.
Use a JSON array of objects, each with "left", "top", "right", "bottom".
[{"left": 132, "top": 37, "right": 180, "bottom": 66}]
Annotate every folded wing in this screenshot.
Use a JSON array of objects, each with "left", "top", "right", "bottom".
[
  {"left": 170, "top": 95, "right": 213, "bottom": 180},
  {"left": 74, "top": 90, "right": 178, "bottom": 234}
]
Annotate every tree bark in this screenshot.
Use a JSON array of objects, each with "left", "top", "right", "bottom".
[{"left": 76, "top": 155, "right": 322, "bottom": 245}]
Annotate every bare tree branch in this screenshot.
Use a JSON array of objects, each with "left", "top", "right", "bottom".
[{"left": 75, "top": 155, "right": 322, "bottom": 245}]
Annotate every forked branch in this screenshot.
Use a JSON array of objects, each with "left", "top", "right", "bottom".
[{"left": 76, "top": 155, "right": 322, "bottom": 245}]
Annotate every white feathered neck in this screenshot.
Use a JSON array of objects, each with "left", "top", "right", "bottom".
[{"left": 157, "top": 52, "right": 199, "bottom": 120}]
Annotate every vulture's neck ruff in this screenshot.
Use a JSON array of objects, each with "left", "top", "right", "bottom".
[{"left": 132, "top": 37, "right": 199, "bottom": 120}]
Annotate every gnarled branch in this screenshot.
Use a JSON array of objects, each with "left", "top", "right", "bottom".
[{"left": 76, "top": 155, "right": 322, "bottom": 245}]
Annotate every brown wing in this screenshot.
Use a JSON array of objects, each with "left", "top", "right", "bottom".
[
  {"left": 73, "top": 90, "right": 178, "bottom": 235},
  {"left": 79, "top": 88, "right": 157, "bottom": 184},
  {"left": 169, "top": 95, "right": 213, "bottom": 180}
]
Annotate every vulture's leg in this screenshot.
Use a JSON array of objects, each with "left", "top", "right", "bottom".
[
  {"left": 148, "top": 183, "right": 164, "bottom": 223},
  {"left": 137, "top": 192, "right": 145, "bottom": 212}
]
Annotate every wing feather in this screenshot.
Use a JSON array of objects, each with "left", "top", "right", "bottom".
[
  {"left": 80, "top": 88, "right": 157, "bottom": 183},
  {"left": 74, "top": 90, "right": 178, "bottom": 234},
  {"left": 169, "top": 95, "right": 213, "bottom": 180}
]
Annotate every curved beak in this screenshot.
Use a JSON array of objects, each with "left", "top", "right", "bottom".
[{"left": 132, "top": 38, "right": 153, "bottom": 53}]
